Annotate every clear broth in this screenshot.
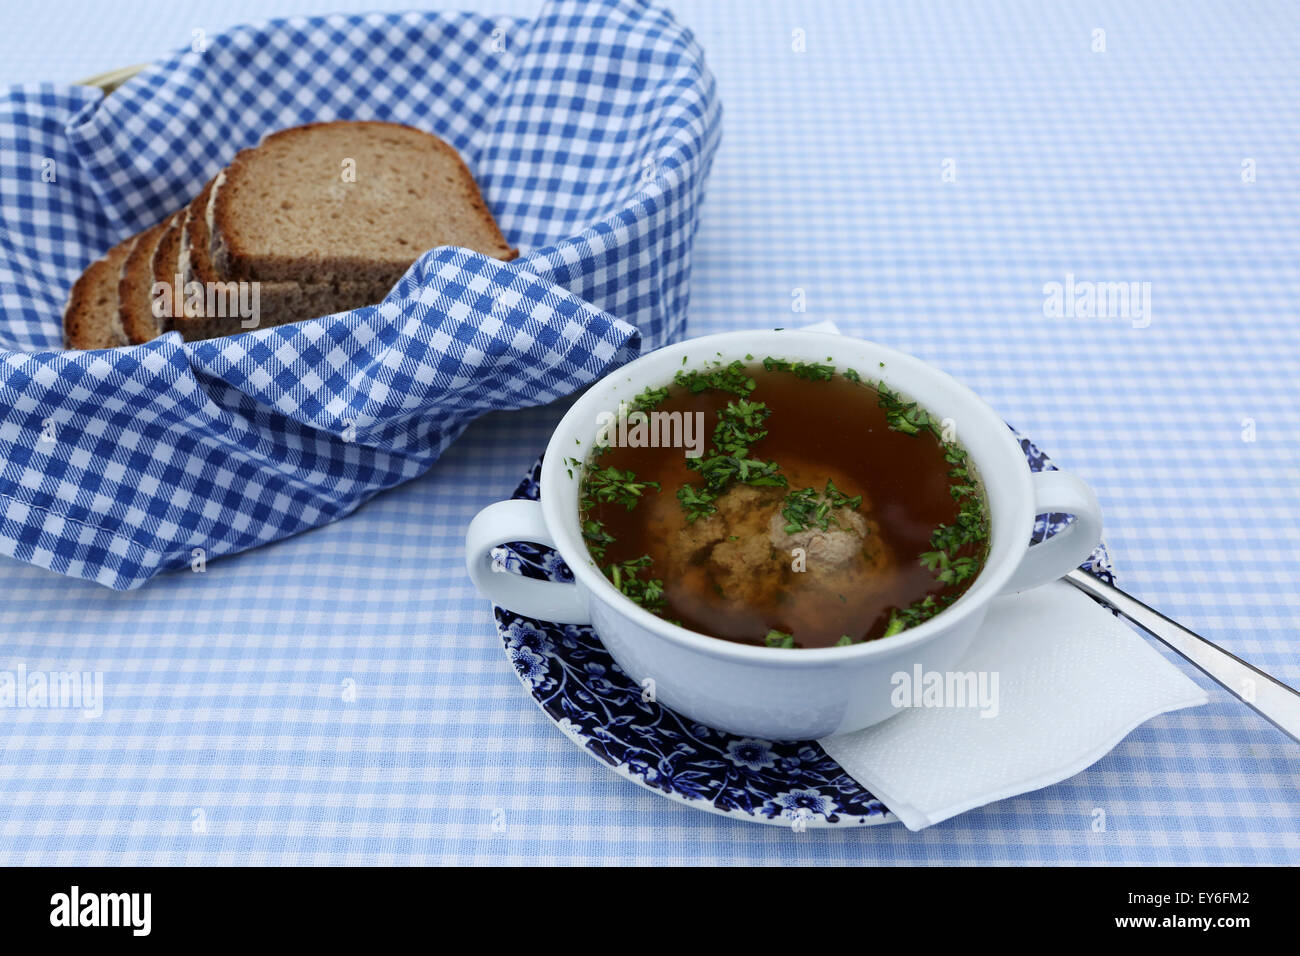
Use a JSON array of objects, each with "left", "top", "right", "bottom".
[{"left": 581, "top": 365, "right": 987, "bottom": 648}]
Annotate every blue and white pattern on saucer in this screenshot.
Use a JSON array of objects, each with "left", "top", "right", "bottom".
[{"left": 492, "top": 430, "right": 1115, "bottom": 827}]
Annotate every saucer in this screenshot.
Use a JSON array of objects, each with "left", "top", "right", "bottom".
[{"left": 490, "top": 428, "right": 1115, "bottom": 827}]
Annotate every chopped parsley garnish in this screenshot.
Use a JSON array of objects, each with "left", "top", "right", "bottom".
[
  {"left": 688, "top": 454, "right": 785, "bottom": 492},
  {"left": 884, "top": 593, "right": 945, "bottom": 636},
  {"left": 876, "top": 383, "right": 937, "bottom": 437},
  {"left": 919, "top": 550, "right": 983, "bottom": 586},
  {"left": 581, "top": 465, "right": 660, "bottom": 510},
  {"left": 884, "top": 441, "right": 989, "bottom": 635},
  {"left": 780, "top": 479, "right": 862, "bottom": 533},
  {"left": 882, "top": 613, "right": 909, "bottom": 637},
  {"left": 712, "top": 399, "right": 771, "bottom": 455},
  {"left": 676, "top": 484, "right": 718, "bottom": 522},
  {"left": 676, "top": 395, "right": 785, "bottom": 522},
  {"left": 581, "top": 518, "right": 616, "bottom": 561},
  {"left": 764, "top": 629, "right": 795, "bottom": 648},
  {"left": 606, "top": 555, "right": 666, "bottom": 612},
  {"left": 762, "top": 357, "right": 835, "bottom": 381},
  {"left": 632, "top": 384, "right": 669, "bottom": 410},
  {"left": 673, "top": 359, "right": 755, "bottom": 396}
]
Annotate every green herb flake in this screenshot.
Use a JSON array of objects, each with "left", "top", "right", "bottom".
[
  {"left": 688, "top": 454, "right": 786, "bottom": 492},
  {"left": 581, "top": 518, "right": 616, "bottom": 561},
  {"left": 673, "top": 359, "right": 756, "bottom": 397},
  {"left": 606, "top": 555, "right": 666, "bottom": 612},
  {"left": 780, "top": 479, "right": 862, "bottom": 533},
  {"left": 711, "top": 399, "right": 771, "bottom": 455},
  {"left": 876, "top": 383, "right": 936, "bottom": 436},
  {"left": 582, "top": 465, "right": 660, "bottom": 510},
  {"left": 764, "top": 629, "right": 796, "bottom": 648},
  {"left": 676, "top": 484, "right": 717, "bottom": 522},
  {"left": 761, "top": 357, "right": 835, "bottom": 381},
  {"left": 632, "top": 384, "right": 670, "bottom": 410}
]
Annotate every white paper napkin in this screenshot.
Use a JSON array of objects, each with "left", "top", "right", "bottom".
[{"left": 818, "top": 582, "right": 1208, "bottom": 830}]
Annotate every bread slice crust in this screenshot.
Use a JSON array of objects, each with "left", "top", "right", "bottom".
[
  {"left": 63, "top": 235, "right": 138, "bottom": 350},
  {"left": 149, "top": 216, "right": 184, "bottom": 334},
  {"left": 210, "top": 121, "right": 516, "bottom": 285},
  {"left": 118, "top": 213, "right": 181, "bottom": 345}
]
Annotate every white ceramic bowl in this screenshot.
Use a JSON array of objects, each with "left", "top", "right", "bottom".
[{"left": 467, "top": 330, "right": 1102, "bottom": 739}]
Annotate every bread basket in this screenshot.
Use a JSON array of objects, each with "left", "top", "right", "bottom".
[{"left": 0, "top": 1, "right": 720, "bottom": 588}]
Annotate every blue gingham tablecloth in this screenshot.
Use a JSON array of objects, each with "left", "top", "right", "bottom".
[{"left": 1, "top": 0, "right": 1297, "bottom": 865}]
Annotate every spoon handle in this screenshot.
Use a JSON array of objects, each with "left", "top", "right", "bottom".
[{"left": 1064, "top": 568, "right": 1300, "bottom": 744}]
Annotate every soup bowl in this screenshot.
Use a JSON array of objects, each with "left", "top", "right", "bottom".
[{"left": 466, "top": 330, "right": 1102, "bottom": 739}]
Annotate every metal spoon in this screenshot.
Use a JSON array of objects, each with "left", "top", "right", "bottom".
[{"left": 1065, "top": 568, "right": 1300, "bottom": 743}]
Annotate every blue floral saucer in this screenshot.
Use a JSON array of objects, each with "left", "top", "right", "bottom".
[{"left": 492, "top": 428, "right": 1115, "bottom": 828}]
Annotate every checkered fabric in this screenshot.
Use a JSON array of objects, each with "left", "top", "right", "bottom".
[
  {"left": 0, "top": 0, "right": 720, "bottom": 588},
  {"left": 0, "top": 0, "right": 1296, "bottom": 866}
]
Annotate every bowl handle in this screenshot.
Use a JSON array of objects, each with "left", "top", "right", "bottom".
[
  {"left": 465, "top": 500, "right": 592, "bottom": 624},
  {"left": 1000, "top": 470, "right": 1103, "bottom": 594}
]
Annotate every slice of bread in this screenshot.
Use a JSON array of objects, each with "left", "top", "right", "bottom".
[
  {"left": 150, "top": 215, "right": 184, "bottom": 330},
  {"left": 63, "top": 121, "right": 514, "bottom": 347},
  {"left": 153, "top": 214, "right": 245, "bottom": 342},
  {"left": 210, "top": 121, "right": 516, "bottom": 286},
  {"left": 118, "top": 213, "right": 181, "bottom": 344},
  {"left": 176, "top": 177, "right": 391, "bottom": 340},
  {"left": 63, "top": 235, "right": 138, "bottom": 349}
]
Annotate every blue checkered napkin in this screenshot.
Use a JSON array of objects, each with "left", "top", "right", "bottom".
[{"left": 0, "top": 1, "right": 720, "bottom": 589}]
